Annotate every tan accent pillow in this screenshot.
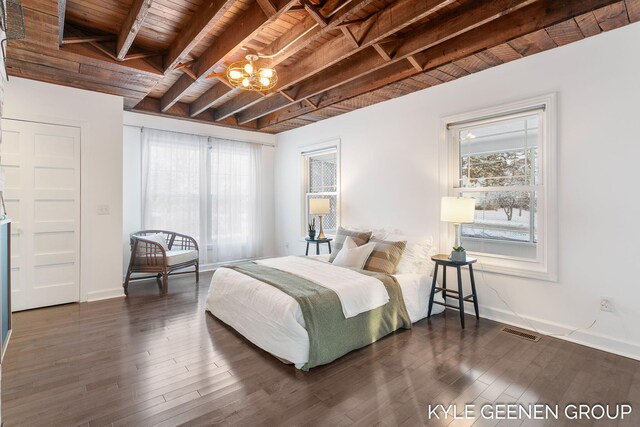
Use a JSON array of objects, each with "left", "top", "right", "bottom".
[
  {"left": 363, "top": 238, "right": 407, "bottom": 274},
  {"left": 329, "top": 227, "right": 372, "bottom": 262}
]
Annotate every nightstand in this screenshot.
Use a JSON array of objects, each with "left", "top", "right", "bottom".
[
  {"left": 427, "top": 254, "right": 479, "bottom": 328},
  {"left": 305, "top": 237, "right": 332, "bottom": 255}
]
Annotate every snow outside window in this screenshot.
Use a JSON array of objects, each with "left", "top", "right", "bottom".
[{"left": 443, "top": 95, "right": 557, "bottom": 280}]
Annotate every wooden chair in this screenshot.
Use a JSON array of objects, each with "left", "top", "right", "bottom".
[{"left": 123, "top": 230, "right": 199, "bottom": 295}]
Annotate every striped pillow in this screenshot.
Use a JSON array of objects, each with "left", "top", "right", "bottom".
[
  {"left": 329, "top": 227, "right": 372, "bottom": 262},
  {"left": 363, "top": 238, "right": 407, "bottom": 274}
]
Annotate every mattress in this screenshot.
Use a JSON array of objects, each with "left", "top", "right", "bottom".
[{"left": 205, "top": 261, "right": 445, "bottom": 369}]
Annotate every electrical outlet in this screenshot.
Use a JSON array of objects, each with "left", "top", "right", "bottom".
[{"left": 600, "top": 297, "right": 613, "bottom": 312}]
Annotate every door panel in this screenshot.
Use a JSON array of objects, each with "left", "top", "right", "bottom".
[{"left": 1, "top": 119, "right": 80, "bottom": 311}]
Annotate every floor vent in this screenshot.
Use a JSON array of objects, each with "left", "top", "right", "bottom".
[{"left": 501, "top": 327, "right": 541, "bottom": 342}]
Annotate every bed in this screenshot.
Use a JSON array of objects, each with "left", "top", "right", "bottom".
[{"left": 205, "top": 254, "right": 444, "bottom": 370}]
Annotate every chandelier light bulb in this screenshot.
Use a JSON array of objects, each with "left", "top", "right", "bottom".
[
  {"left": 260, "top": 68, "right": 274, "bottom": 78},
  {"left": 242, "top": 78, "right": 250, "bottom": 87},
  {"left": 259, "top": 77, "right": 271, "bottom": 87},
  {"left": 244, "top": 62, "right": 254, "bottom": 74},
  {"left": 229, "top": 69, "right": 243, "bottom": 79}
]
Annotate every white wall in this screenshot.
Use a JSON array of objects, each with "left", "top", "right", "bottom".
[
  {"left": 4, "top": 77, "right": 124, "bottom": 302},
  {"left": 275, "top": 23, "right": 640, "bottom": 360},
  {"left": 122, "top": 112, "right": 276, "bottom": 275}
]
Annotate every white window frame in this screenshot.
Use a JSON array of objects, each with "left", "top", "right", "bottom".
[
  {"left": 440, "top": 94, "right": 558, "bottom": 281},
  {"left": 299, "top": 139, "right": 341, "bottom": 238}
]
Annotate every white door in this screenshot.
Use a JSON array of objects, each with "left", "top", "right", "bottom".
[{"left": 1, "top": 119, "right": 81, "bottom": 311}]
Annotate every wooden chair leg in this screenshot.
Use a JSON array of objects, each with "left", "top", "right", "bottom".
[
  {"left": 123, "top": 268, "right": 132, "bottom": 296},
  {"left": 162, "top": 271, "right": 169, "bottom": 295}
]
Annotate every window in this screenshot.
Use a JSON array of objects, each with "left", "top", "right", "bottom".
[
  {"left": 443, "top": 95, "right": 557, "bottom": 280},
  {"left": 301, "top": 142, "right": 340, "bottom": 236},
  {"left": 141, "top": 128, "right": 262, "bottom": 267}
]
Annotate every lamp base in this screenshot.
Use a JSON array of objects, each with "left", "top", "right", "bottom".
[{"left": 317, "top": 215, "right": 326, "bottom": 240}]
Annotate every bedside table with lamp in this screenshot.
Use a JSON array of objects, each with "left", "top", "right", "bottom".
[
  {"left": 427, "top": 196, "right": 480, "bottom": 328},
  {"left": 306, "top": 198, "right": 333, "bottom": 255}
]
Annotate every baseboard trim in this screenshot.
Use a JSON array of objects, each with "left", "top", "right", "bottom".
[
  {"left": 480, "top": 306, "right": 640, "bottom": 361},
  {"left": 87, "top": 288, "right": 125, "bottom": 302}
]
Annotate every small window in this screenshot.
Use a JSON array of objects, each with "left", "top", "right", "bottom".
[
  {"left": 301, "top": 144, "right": 339, "bottom": 237},
  {"left": 443, "top": 95, "right": 557, "bottom": 280}
]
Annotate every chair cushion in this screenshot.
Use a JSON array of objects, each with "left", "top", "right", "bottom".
[{"left": 165, "top": 250, "right": 198, "bottom": 266}]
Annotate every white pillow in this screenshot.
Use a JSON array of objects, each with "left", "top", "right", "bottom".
[
  {"left": 139, "top": 233, "right": 169, "bottom": 250},
  {"left": 375, "top": 232, "right": 435, "bottom": 275},
  {"left": 332, "top": 236, "right": 377, "bottom": 270}
]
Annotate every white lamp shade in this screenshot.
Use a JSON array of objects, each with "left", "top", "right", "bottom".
[
  {"left": 309, "top": 198, "right": 331, "bottom": 215},
  {"left": 441, "top": 197, "right": 475, "bottom": 224}
]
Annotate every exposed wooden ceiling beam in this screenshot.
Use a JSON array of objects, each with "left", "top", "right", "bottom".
[
  {"left": 256, "top": 61, "right": 417, "bottom": 127},
  {"left": 407, "top": 55, "right": 423, "bottom": 71},
  {"left": 62, "top": 35, "right": 116, "bottom": 45},
  {"left": 58, "top": 0, "right": 67, "bottom": 46},
  {"left": 301, "top": 0, "right": 329, "bottom": 27},
  {"left": 163, "top": 0, "right": 237, "bottom": 72},
  {"left": 116, "top": 0, "right": 154, "bottom": 61},
  {"left": 303, "top": 98, "right": 318, "bottom": 109},
  {"left": 188, "top": 0, "right": 375, "bottom": 117},
  {"left": 158, "top": 0, "right": 299, "bottom": 112},
  {"left": 236, "top": 0, "right": 517, "bottom": 124},
  {"left": 122, "top": 51, "right": 162, "bottom": 61},
  {"left": 174, "top": 60, "right": 194, "bottom": 71},
  {"left": 189, "top": 82, "right": 233, "bottom": 114},
  {"left": 132, "top": 97, "right": 257, "bottom": 129},
  {"left": 90, "top": 41, "right": 119, "bottom": 62},
  {"left": 341, "top": 26, "right": 360, "bottom": 48},
  {"left": 62, "top": 30, "right": 161, "bottom": 62},
  {"left": 86, "top": 40, "right": 162, "bottom": 65},
  {"left": 372, "top": 43, "right": 392, "bottom": 61},
  {"left": 60, "top": 31, "right": 164, "bottom": 78},
  {"left": 216, "top": 0, "right": 457, "bottom": 122},
  {"left": 255, "top": 0, "right": 622, "bottom": 128},
  {"left": 256, "top": 0, "right": 278, "bottom": 17}
]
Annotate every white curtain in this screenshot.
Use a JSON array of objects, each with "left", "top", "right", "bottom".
[{"left": 141, "top": 128, "right": 262, "bottom": 266}]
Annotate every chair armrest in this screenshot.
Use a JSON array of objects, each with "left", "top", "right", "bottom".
[
  {"left": 169, "top": 232, "right": 199, "bottom": 251},
  {"left": 131, "top": 238, "right": 168, "bottom": 267}
]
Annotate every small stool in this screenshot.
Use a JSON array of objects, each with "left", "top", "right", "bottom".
[
  {"left": 305, "top": 237, "right": 333, "bottom": 255},
  {"left": 427, "top": 254, "right": 479, "bottom": 328}
]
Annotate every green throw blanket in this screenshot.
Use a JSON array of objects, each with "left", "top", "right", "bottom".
[{"left": 224, "top": 261, "right": 411, "bottom": 370}]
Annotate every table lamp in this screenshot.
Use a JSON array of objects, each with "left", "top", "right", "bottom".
[
  {"left": 441, "top": 196, "right": 475, "bottom": 247},
  {"left": 309, "top": 198, "right": 331, "bottom": 240}
]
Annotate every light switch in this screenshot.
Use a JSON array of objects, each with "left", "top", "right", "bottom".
[{"left": 97, "top": 205, "right": 111, "bottom": 215}]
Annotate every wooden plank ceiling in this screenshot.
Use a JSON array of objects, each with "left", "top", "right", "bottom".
[{"left": 6, "top": 0, "right": 640, "bottom": 134}]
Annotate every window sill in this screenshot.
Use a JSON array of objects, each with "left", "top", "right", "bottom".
[{"left": 467, "top": 252, "right": 557, "bottom": 282}]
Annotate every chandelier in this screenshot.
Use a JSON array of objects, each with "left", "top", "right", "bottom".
[{"left": 226, "top": 53, "right": 277, "bottom": 91}]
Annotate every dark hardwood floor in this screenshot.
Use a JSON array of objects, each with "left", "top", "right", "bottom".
[{"left": 2, "top": 272, "right": 639, "bottom": 426}]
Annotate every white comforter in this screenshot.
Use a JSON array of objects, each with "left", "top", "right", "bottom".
[
  {"left": 206, "top": 258, "right": 444, "bottom": 369},
  {"left": 256, "top": 256, "right": 389, "bottom": 318}
]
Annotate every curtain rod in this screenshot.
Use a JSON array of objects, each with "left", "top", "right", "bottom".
[{"left": 123, "top": 124, "right": 275, "bottom": 147}]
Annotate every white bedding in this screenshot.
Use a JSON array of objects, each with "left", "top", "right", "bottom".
[
  {"left": 205, "top": 258, "right": 445, "bottom": 369},
  {"left": 256, "top": 256, "right": 389, "bottom": 318}
]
